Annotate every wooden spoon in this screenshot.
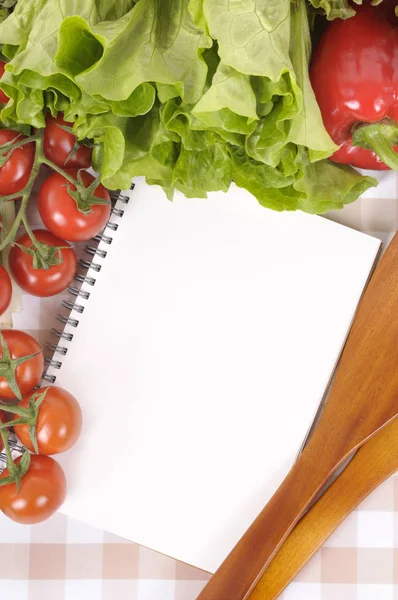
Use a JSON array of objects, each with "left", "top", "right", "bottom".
[
  {"left": 197, "top": 233, "right": 398, "bottom": 600},
  {"left": 248, "top": 415, "right": 398, "bottom": 600}
]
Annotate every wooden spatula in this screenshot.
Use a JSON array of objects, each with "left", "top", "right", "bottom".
[
  {"left": 197, "top": 232, "right": 398, "bottom": 600},
  {"left": 249, "top": 415, "right": 398, "bottom": 600}
]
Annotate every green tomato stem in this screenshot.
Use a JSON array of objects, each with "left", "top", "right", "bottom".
[
  {"left": 0, "top": 193, "right": 17, "bottom": 272},
  {"left": 0, "top": 125, "right": 92, "bottom": 253},
  {"left": 21, "top": 216, "right": 38, "bottom": 247},
  {"left": 0, "top": 181, "right": 36, "bottom": 252},
  {"left": 0, "top": 134, "right": 39, "bottom": 169},
  {"left": 1, "top": 429, "right": 11, "bottom": 454},
  {"left": 0, "top": 429, "right": 14, "bottom": 473},
  {"left": 0, "top": 431, "right": 31, "bottom": 491},
  {"left": 0, "top": 131, "right": 44, "bottom": 252},
  {"left": 0, "top": 400, "right": 31, "bottom": 417},
  {"left": 40, "top": 157, "right": 79, "bottom": 186},
  {"left": 7, "top": 133, "right": 39, "bottom": 151}
]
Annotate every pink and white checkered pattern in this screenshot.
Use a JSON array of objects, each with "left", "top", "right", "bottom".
[
  {"left": 0, "top": 474, "right": 397, "bottom": 600},
  {"left": 3, "top": 172, "right": 398, "bottom": 599}
]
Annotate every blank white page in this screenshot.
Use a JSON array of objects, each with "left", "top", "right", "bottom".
[{"left": 48, "top": 179, "right": 380, "bottom": 573}]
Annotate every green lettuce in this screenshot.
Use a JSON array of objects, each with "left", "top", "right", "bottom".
[
  {"left": 0, "top": 0, "right": 376, "bottom": 213},
  {"left": 307, "top": 0, "right": 357, "bottom": 20},
  {"left": 307, "top": 0, "right": 387, "bottom": 21}
]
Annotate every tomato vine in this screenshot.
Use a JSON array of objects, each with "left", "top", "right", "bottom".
[
  {"left": 0, "top": 121, "right": 88, "bottom": 514},
  {"left": 0, "top": 127, "right": 104, "bottom": 260}
]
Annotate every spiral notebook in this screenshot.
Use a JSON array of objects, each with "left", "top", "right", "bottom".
[{"left": 43, "top": 179, "right": 380, "bottom": 573}]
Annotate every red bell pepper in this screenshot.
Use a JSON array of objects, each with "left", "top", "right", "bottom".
[{"left": 310, "top": 3, "right": 398, "bottom": 171}]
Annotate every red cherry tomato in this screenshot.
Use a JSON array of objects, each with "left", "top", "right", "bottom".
[
  {"left": 0, "top": 61, "right": 8, "bottom": 104},
  {"left": 0, "top": 130, "right": 35, "bottom": 196},
  {"left": 0, "top": 455, "right": 67, "bottom": 524},
  {"left": 0, "top": 265, "right": 12, "bottom": 316},
  {"left": 9, "top": 229, "right": 77, "bottom": 297},
  {"left": 38, "top": 169, "right": 111, "bottom": 242},
  {"left": 0, "top": 330, "right": 44, "bottom": 401},
  {"left": 43, "top": 113, "right": 92, "bottom": 169},
  {"left": 14, "top": 386, "right": 83, "bottom": 455}
]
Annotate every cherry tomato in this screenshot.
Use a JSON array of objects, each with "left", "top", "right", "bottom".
[
  {"left": 9, "top": 229, "right": 77, "bottom": 297},
  {"left": 43, "top": 113, "right": 92, "bottom": 169},
  {"left": 0, "top": 265, "right": 12, "bottom": 316},
  {"left": 14, "top": 386, "right": 82, "bottom": 455},
  {"left": 0, "top": 330, "right": 44, "bottom": 401},
  {"left": 38, "top": 169, "right": 111, "bottom": 242},
  {"left": 0, "top": 454, "right": 67, "bottom": 524},
  {"left": 0, "top": 61, "right": 9, "bottom": 104},
  {"left": 0, "top": 130, "right": 35, "bottom": 196},
  {"left": 37, "top": 169, "right": 111, "bottom": 242}
]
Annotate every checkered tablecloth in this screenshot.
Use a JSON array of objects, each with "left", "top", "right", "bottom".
[{"left": 2, "top": 171, "right": 398, "bottom": 600}]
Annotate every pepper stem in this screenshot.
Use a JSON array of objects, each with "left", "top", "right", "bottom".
[{"left": 352, "top": 122, "right": 398, "bottom": 170}]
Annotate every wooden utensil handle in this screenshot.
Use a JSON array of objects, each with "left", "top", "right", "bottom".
[
  {"left": 249, "top": 416, "right": 398, "bottom": 600},
  {"left": 197, "top": 445, "right": 341, "bottom": 600}
]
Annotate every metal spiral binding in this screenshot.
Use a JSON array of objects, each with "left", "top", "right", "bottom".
[
  {"left": 56, "top": 314, "right": 80, "bottom": 328},
  {"left": 45, "top": 342, "right": 68, "bottom": 356},
  {"left": 44, "top": 357, "right": 62, "bottom": 369},
  {"left": 79, "top": 259, "right": 101, "bottom": 273},
  {"left": 111, "top": 207, "right": 124, "bottom": 218},
  {"left": 85, "top": 246, "right": 107, "bottom": 259},
  {"left": 61, "top": 300, "right": 84, "bottom": 314},
  {"left": 51, "top": 328, "right": 74, "bottom": 342},
  {"left": 43, "top": 187, "right": 130, "bottom": 385},
  {"left": 43, "top": 373, "right": 57, "bottom": 383},
  {"left": 68, "top": 286, "right": 90, "bottom": 300},
  {"left": 92, "top": 232, "right": 113, "bottom": 244},
  {"left": 75, "top": 273, "right": 96, "bottom": 286},
  {"left": 106, "top": 222, "right": 119, "bottom": 232}
]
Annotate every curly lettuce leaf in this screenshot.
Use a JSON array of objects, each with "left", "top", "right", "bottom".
[
  {"left": 231, "top": 147, "right": 377, "bottom": 213},
  {"left": 173, "top": 143, "right": 232, "bottom": 197},
  {"left": 193, "top": 63, "right": 258, "bottom": 124},
  {"left": 0, "top": 0, "right": 376, "bottom": 214},
  {"left": 289, "top": 0, "right": 338, "bottom": 160},
  {"left": 203, "top": 0, "right": 337, "bottom": 162},
  {"left": 307, "top": 0, "right": 357, "bottom": 20},
  {"left": 74, "top": 0, "right": 212, "bottom": 104},
  {"left": 162, "top": 100, "right": 224, "bottom": 151},
  {"left": 294, "top": 150, "right": 377, "bottom": 213},
  {"left": 203, "top": 0, "right": 293, "bottom": 81},
  {"left": 95, "top": 0, "right": 137, "bottom": 21}
]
